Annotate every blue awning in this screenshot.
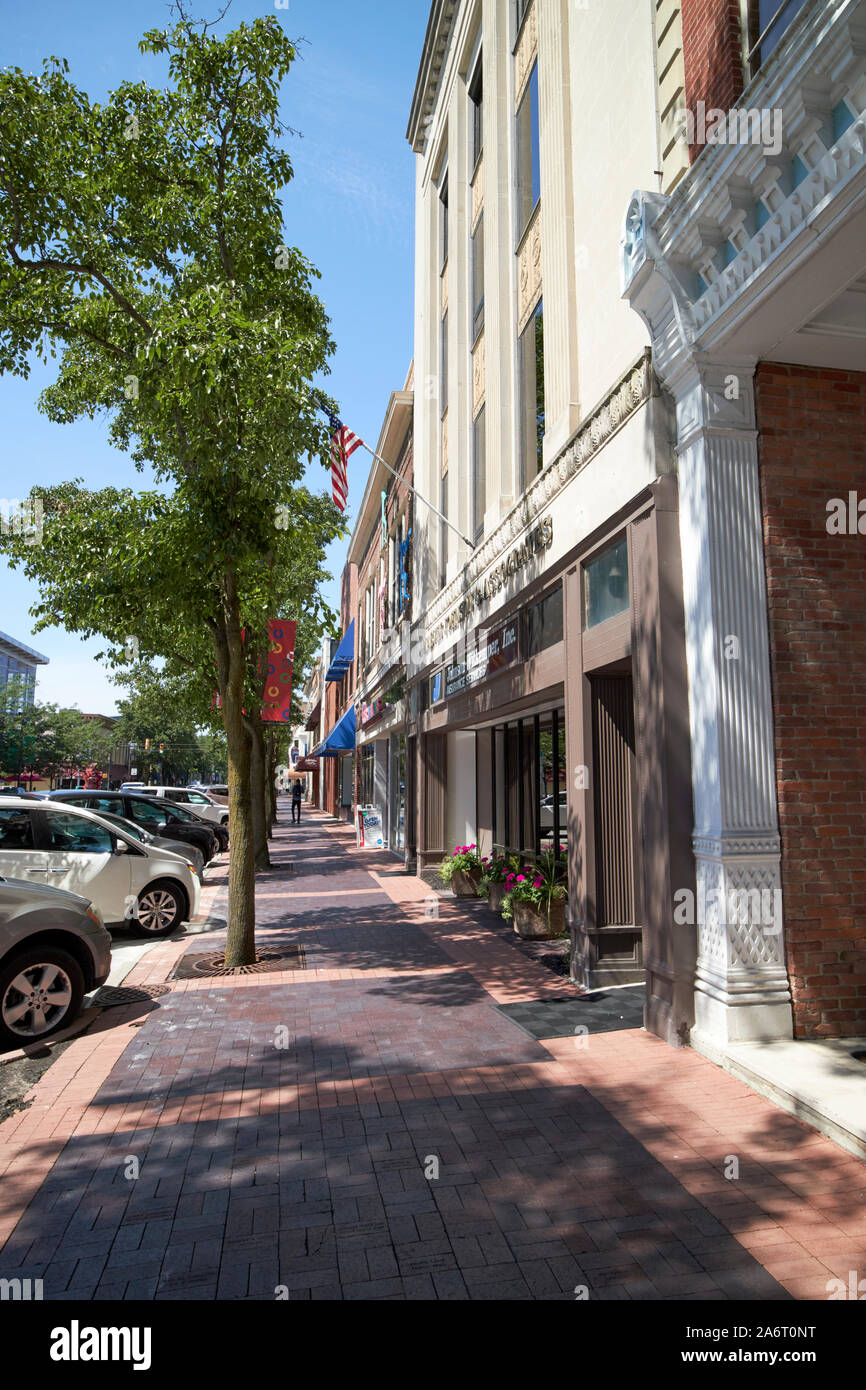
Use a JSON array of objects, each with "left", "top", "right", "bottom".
[
  {"left": 325, "top": 620, "right": 355, "bottom": 682},
  {"left": 310, "top": 705, "right": 356, "bottom": 757}
]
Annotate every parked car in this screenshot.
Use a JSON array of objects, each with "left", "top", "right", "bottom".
[
  {"left": 0, "top": 799, "right": 201, "bottom": 938},
  {"left": 88, "top": 810, "right": 206, "bottom": 879},
  {"left": 0, "top": 788, "right": 43, "bottom": 800},
  {"left": 41, "top": 791, "right": 219, "bottom": 863},
  {"left": 0, "top": 875, "right": 112, "bottom": 1049},
  {"left": 127, "top": 785, "right": 229, "bottom": 830},
  {"left": 539, "top": 792, "right": 568, "bottom": 828}
]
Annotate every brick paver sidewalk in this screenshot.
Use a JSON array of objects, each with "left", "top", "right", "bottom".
[{"left": 0, "top": 804, "right": 863, "bottom": 1300}]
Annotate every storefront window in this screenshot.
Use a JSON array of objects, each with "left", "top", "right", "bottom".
[
  {"left": 359, "top": 746, "right": 375, "bottom": 805},
  {"left": 391, "top": 735, "right": 405, "bottom": 852},
  {"left": 584, "top": 535, "right": 629, "bottom": 629},
  {"left": 492, "top": 706, "right": 564, "bottom": 858},
  {"left": 526, "top": 584, "right": 563, "bottom": 655}
]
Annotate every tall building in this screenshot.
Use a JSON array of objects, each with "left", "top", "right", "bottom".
[
  {"left": 0, "top": 629, "right": 49, "bottom": 709},
  {"left": 403, "top": 0, "right": 866, "bottom": 1053}
]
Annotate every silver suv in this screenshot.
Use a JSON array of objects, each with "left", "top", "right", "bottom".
[{"left": 0, "top": 876, "right": 112, "bottom": 1050}]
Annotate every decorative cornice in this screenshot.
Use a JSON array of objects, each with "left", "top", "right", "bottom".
[
  {"left": 621, "top": 0, "right": 866, "bottom": 381},
  {"left": 419, "top": 352, "right": 653, "bottom": 636},
  {"left": 407, "top": 0, "right": 460, "bottom": 153}
]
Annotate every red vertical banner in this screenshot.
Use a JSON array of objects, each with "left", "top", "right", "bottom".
[{"left": 261, "top": 619, "right": 297, "bottom": 723}]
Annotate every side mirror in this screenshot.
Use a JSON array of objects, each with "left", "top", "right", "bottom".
[{"left": 114, "top": 840, "right": 128, "bottom": 855}]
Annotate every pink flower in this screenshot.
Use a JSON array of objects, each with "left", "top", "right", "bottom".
[
  {"left": 533, "top": 878, "right": 543, "bottom": 888},
  {"left": 516, "top": 875, "right": 526, "bottom": 883}
]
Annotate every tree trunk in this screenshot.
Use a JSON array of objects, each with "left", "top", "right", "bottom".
[
  {"left": 217, "top": 580, "right": 257, "bottom": 968},
  {"left": 249, "top": 718, "right": 271, "bottom": 870},
  {"left": 266, "top": 729, "right": 278, "bottom": 833}
]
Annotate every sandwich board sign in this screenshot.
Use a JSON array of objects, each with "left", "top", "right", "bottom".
[{"left": 357, "top": 806, "right": 384, "bottom": 849}]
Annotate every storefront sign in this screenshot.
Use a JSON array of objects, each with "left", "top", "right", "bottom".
[
  {"left": 426, "top": 515, "right": 553, "bottom": 651},
  {"left": 357, "top": 806, "right": 384, "bottom": 849},
  {"left": 433, "top": 620, "right": 520, "bottom": 702}
]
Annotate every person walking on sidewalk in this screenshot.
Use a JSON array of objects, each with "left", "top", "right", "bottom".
[{"left": 291, "top": 778, "right": 303, "bottom": 824}]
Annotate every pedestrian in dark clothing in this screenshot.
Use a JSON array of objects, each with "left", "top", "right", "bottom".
[{"left": 291, "top": 779, "right": 303, "bottom": 823}]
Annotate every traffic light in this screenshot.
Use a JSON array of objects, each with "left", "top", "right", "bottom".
[
  {"left": 144, "top": 739, "right": 151, "bottom": 751},
  {"left": 159, "top": 743, "right": 165, "bottom": 753}
]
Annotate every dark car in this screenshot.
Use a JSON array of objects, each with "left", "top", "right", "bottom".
[{"left": 43, "top": 791, "right": 219, "bottom": 863}]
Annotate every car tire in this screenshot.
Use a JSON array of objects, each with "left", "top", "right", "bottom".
[
  {"left": 0, "top": 946, "right": 85, "bottom": 1050},
  {"left": 135, "top": 880, "right": 187, "bottom": 937}
]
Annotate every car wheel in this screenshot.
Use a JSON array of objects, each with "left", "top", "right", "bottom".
[
  {"left": 136, "top": 881, "right": 186, "bottom": 937},
  {"left": 0, "top": 947, "right": 85, "bottom": 1050}
]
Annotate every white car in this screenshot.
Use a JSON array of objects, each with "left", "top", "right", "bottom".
[
  {"left": 0, "top": 799, "right": 200, "bottom": 938},
  {"left": 123, "top": 784, "right": 229, "bottom": 829}
]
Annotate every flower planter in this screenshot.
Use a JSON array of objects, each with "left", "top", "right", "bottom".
[
  {"left": 451, "top": 867, "right": 482, "bottom": 897},
  {"left": 486, "top": 882, "right": 507, "bottom": 914},
  {"left": 513, "top": 897, "right": 566, "bottom": 939}
]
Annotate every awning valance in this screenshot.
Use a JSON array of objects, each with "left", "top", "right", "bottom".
[
  {"left": 310, "top": 705, "right": 356, "bottom": 757},
  {"left": 325, "top": 620, "right": 355, "bottom": 682}
]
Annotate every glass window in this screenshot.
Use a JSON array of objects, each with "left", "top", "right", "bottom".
[
  {"left": 750, "top": 0, "right": 808, "bottom": 70},
  {"left": 439, "top": 175, "right": 449, "bottom": 270},
  {"left": 516, "top": 62, "right": 540, "bottom": 241},
  {"left": 471, "top": 214, "right": 484, "bottom": 341},
  {"left": 469, "top": 54, "right": 483, "bottom": 167},
  {"left": 43, "top": 810, "right": 112, "bottom": 854},
  {"left": 473, "top": 406, "right": 486, "bottom": 544},
  {"left": 516, "top": 0, "right": 531, "bottom": 32},
  {"left": 439, "top": 467, "right": 448, "bottom": 587},
  {"left": 584, "top": 536, "right": 630, "bottom": 629},
  {"left": 127, "top": 799, "right": 167, "bottom": 828},
  {"left": 518, "top": 298, "right": 544, "bottom": 488},
  {"left": 186, "top": 793, "right": 210, "bottom": 804},
  {"left": 165, "top": 790, "right": 186, "bottom": 802},
  {"left": 526, "top": 584, "right": 563, "bottom": 656},
  {"left": 0, "top": 807, "right": 34, "bottom": 850}
]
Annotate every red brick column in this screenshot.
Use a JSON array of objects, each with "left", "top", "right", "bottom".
[
  {"left": 756, "top": 363, "right": 866, "bottom": 1038},
  {"left": 681, "top": 0, "right": 746, "bottom": 162}
]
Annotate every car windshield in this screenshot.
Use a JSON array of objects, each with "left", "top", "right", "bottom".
[
  {"left": 158, "top": 803, "right": 200, "bottom": 823},
  {"left": 98, "top": 813, "right": 151, "bottom": 843}
]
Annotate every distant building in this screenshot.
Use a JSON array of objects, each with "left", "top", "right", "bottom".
[{"left": 0, "top": 630, "right": 49, "bottom": 709}]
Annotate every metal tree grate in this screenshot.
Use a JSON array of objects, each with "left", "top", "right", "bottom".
[
  {"left": 91, "top": 984, "right": 172, "bottom": 1008},
  {"left": 170, "top": 947, "right": 306, "bottom": 980}
]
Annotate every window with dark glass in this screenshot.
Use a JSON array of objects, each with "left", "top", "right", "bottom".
[
  {"left": 516, "top": 0, "right": 531, "bottom": 34},
  {"left": 516, "top": 62, "right": 540, "bottom": 242},
  {"left": 469, "top": 54, "right": 483, "bottom": 168},
  {"left": 526, "top": 583, "right": 563, "bottom": 656},
  {"left": 439, "top": 174, "right": 449, "bottom": 270},
  {"left": 584, "top": 536, "right": 630, "bottom": 629},
  {"left": 518, "top": 297, "right": 544, "bottom": 489},
  {"left": 439, "top": 466, "right": 448, "bottom": 586},
  {"left": 748, "top": 0, "right": 809, "bottom": 73},
  {"left": 471, "top": 214, "right": 484, "bottom": 341},
  {"left": 473, "top": 406, "right": 486, "bottom": 544}
]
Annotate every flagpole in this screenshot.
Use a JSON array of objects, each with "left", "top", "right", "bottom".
[
  {"left": 355, "top": 438, "right": 475, "bottom": 550},
  {"left": 312, "top": 391, "right": 475, "bottom": 549}
]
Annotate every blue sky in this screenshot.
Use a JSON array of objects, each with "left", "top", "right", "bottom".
[{"left": 0, "top": 0, "right": 426, "bottom": 712}]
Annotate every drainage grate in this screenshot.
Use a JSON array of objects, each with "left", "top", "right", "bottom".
[
  {"left": 91, "top": 984, "right": 172, "bottom": 1008},
  {"left": 170, "top": 947, "right": 306, "bottom": 980},
  {"left": 494, "top": 985, "right": 645, "bottom": 1040}
]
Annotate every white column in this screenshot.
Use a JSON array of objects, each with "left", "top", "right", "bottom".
[{"left": 673, "top": 360, "right": 793, "bottom": 1046}]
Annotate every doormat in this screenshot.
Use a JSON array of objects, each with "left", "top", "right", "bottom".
[
  {"left": 170, "top": 947, "right": 306, "bottom": 980},
  {"left": 91, "top": 984, "right": 172, "bottom": 1008},
  {"left": 494, "top": 985, "right": 645, "bottom": 1040}
]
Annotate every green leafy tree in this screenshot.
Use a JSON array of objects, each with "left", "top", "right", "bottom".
[{"left": 0, "top": 12, "right": 344, "bottom": 962}]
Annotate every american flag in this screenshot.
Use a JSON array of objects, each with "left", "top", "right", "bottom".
[{"left": 327, "top": 410, "right": 363, "bottom": 513}]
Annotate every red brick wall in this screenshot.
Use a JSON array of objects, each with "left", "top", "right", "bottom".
[
  {"left": 681, "top": 0, "right": 745, "bottom": 162},
  {"left": 756, "top": 363, "right": 866, "bottom": 1038}
]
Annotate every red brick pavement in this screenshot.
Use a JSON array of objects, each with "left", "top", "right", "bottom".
[{"left": 0, "top": 806, "right": 863, "bottom": 1301}]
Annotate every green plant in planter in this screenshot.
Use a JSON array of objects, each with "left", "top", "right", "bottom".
[
  {"left": 437, "top": 843, "right": 483, "bottom": 882},
  {"left": 501, "top": 851, "right": 567, "bottom": 920},
  {"left": 476, "top": 854, "right": 511, "bottom": 894}
]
